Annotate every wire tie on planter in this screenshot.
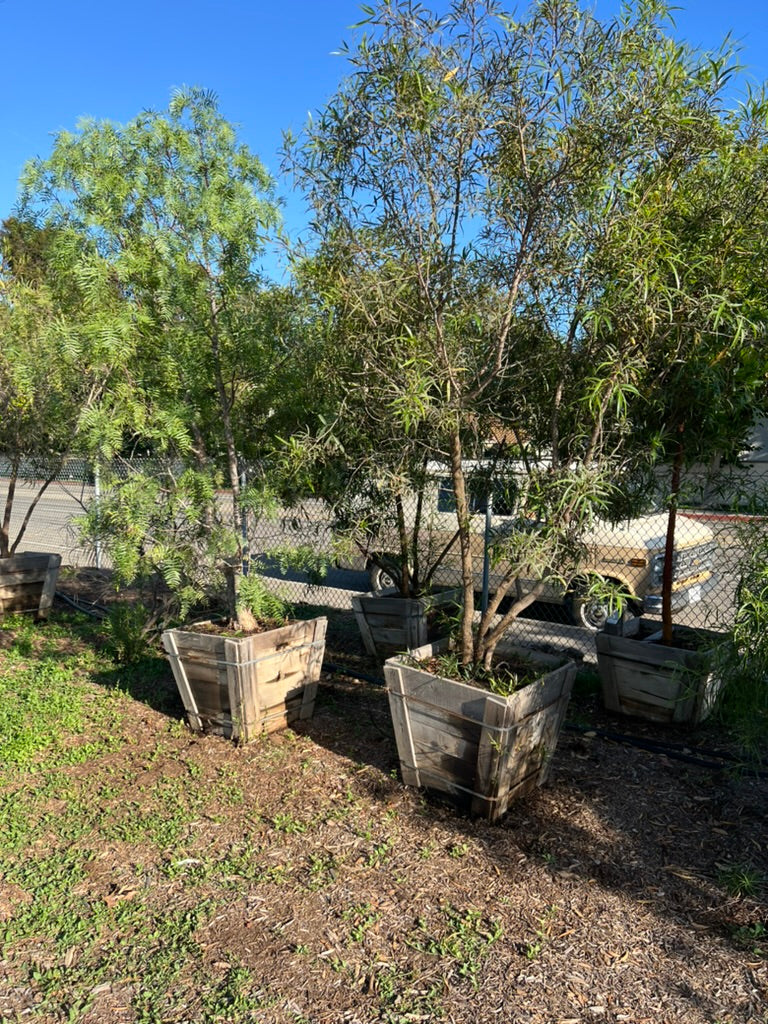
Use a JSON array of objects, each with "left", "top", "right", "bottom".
[
  {"left": 387, "top": 688, "right": 516, "bottom": 739},
  {"left": 399, "top": 764, "right": 508, "bottom": 804},
  {"left": 164, "top": 638, "right": 325, "bottom": 670}
]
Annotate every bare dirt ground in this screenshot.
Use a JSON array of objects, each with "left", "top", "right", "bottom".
[{"left": 1, "top": 571, "right": 766, "bottom": 1023}]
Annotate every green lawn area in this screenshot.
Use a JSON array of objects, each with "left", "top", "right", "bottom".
[{"left": 0, "top": 611, "right": 765, "bottom": 1024}]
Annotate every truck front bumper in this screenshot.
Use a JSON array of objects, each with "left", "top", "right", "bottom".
[{"left": 641, "top": 573, "right": 718, "bottom": 616}]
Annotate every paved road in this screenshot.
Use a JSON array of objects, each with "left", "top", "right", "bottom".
[
  {"left": 0, "top": 480, "right": 97, "bottom": 562},
  {"left": 1, "top": 479, "right": 741, "bottom": 660}
]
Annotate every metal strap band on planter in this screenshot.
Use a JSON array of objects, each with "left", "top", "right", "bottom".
[
  {"left": 164, "top": 638, "right": 325, "bottom": 670},
  {"left": 399, "top": 764, "right": 508, "bottom": 805},
  {"left": 387, "top": 688, "right": 515, "bottom": 738}
]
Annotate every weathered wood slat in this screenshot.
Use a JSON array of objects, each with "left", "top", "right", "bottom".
[
  {"left": 0, "top": 583, "right": 43, "bottom": 611},
  {"left": 162, "top": 616, "right": 327, "bottom": 741},
  {"left": 472, "top": 699, "right": 509, "bottom": 818},
  {"left": 161, "top": 630, "right": 203, "bottom": 733},
  {"left": 353, "top": 588, "right": 461, "bottom": 659},
  {"left": 0, "top": 553, "right": 62, "bottom": 619},
  {"left": 38, "top": 554, "right": 61, "bottom": 615},
  {"left": 384, "top": 637, "right": 576, "bottom": 821},
  {"left": 409, "top": 747, "right": 476, "bottom": 789},
  {"left": 596, "top": 618, "right": 722, "bottom": 724},
  {"left": 0, "top": 552, "right": 59, "bottom": 574},
  {"left": 299, "top": 618, "right": 326, "bottom": 721},
  {"left": 0, "top": 569, "right": 51, "bottom": 589}
]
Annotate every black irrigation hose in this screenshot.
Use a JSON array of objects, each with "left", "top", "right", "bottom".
[
  {"left": 321, "top": 660, "right": 768, "bottom": 779},
  {"left": 322, "top": 661, "right": 387, "bottom": 688},
  {"left": 55, "top": 591, "right": 108, "bottom": 619},
  {"left": 565, "top": 723, "right": 768, "bottom": 778}
]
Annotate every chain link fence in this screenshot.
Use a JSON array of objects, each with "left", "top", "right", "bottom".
[{"left": 2, "top": 455, "right": 766, "bottom": 663}]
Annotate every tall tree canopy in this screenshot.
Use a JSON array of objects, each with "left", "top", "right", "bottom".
[
  {"left": 21, "top": 89, "right": 299, "bottom": 622},
  {"left": 23, "top": 87, "right": 283, "bottom": 492},
  {"left": 286, "top": 0, "right": 768, "bottom": 666},
  {"left": 0, "top": 216, "right": 155, "bottom": 557}
]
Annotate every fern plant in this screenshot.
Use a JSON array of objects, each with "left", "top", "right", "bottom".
[{"left": 236, "top": 575, "right": 290, "bottom": 627}]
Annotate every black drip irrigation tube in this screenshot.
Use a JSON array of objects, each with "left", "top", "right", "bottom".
[
  {"left": 564, "top": 723, "right": 768, "bottom": 778},
  {"left": 55, "top": 591, "right": 108, "bottom": 618},
  {"left": 321, "top": 661, "right": 768, "bottom": 780}
]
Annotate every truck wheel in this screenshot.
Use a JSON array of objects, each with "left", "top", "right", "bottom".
[
  {"left": 369, "top": 562, "right": 400, "bottom": 594},
  {"left": 568, "top": 593, "right": 612, "bottom": 630},
  {"left": 567, "top": 579, "right": 635, "bottom": 630}
]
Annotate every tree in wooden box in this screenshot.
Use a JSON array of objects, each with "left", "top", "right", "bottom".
[
  {"left": 162, "top": 614, "right": 327, "bottom": 741},
  {"left": 596, "top": 617, "right": 722, "bottom": 726},
  {"left": 80, "top": 463, "right": 329, "bottom": 739},
  {"left": 351, "top": 586, "right": 461, "bottom": 661},
  {"left": 588, "top": 44, "right": 768, "bottom": 721},
  {"left": 384, "top": 639, "right": 576, "bottom": 822}
]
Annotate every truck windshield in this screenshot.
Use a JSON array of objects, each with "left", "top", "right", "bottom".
[{"left": 436, "top": 476, "right": 517, "bottom": 517}]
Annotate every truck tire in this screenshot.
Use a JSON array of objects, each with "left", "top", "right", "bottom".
[
  {"left": 567, "top": 592, "right": 612, "bottom": 630},
  {"left": 566, "top": 576, "right": 629, "bottom": 631},
  {"left": 368, "top": 561, "right": 400, "bottom": 594}
]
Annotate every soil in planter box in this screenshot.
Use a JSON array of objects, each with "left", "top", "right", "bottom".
[
  {"left": 646, "top": 632, "right": 711, "bottom": 653},
  {"left": 416, "top": 650, "right": 547, "bottom": 696},
  {"left": 184, "top": 617, "right": 291, "bottom": 638}
]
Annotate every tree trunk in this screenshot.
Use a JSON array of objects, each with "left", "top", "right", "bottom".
[
  {"left": 208, "top": 294, "right": 248, "bottom": 626},
  {"left": 0, "top": 455, "right": 19, "bottom": 559},
  {"left": 449, "top": 430, "right": 475, "bottom": 665}
]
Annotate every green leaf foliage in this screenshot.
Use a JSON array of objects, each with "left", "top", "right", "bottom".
[{"left": 284, "top": 0, "right": 768, "bottom": 665}]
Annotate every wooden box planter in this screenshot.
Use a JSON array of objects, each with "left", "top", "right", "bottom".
[
  {"left": 0, "top": 552, "right": 62, "bottom": 619},
  {"left": 596, "top": 617, "right": 723, "bottom": 725},
  {"left": 161, "top": 616, "right": 327, "bottom": 742},
  {"left": 384, "top": 638, "right": 576, "bottom": 822},
  {"left": 352, "top": 587, "right": 461, "bottom": 660}
]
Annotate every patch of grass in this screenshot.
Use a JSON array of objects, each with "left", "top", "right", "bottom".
[
  {"left": 0, "top": 612, "right": 128, "bottom": 770},
  {"left": 717, "top": 863, "right": 765, "bottom": 898},
  {"left": 0, "top": 657, "right": 92, "bottom": 767},
  {"left": 342, "top": 902, "right": 381, "bottom": 944},
  {"left": 199, "top": 963, "right": 271, "bottom": 1021},
  {"left": 375, "top": 963, "right": 445, "bottom": 1022},
  {"left": 407, "top": 905, "right": 503, "bottom": 988},
  {"left": 732, "top": 921, "right": 767, "bottom": 957}
]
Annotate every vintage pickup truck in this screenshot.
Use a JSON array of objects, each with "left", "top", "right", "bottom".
[{"left": 347, "top": 466, "right": 717, "bottom": 630}]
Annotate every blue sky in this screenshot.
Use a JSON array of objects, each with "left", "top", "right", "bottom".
[{"left": 3, "top": 0, "right": 767, "bottom": 277}]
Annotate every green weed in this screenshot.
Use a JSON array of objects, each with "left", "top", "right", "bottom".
[
  {"left": 407, "top": 905, "right": 503, "bottom": 988},
  {"left": 717, "top": 863, "right": 765, "bottom": 898},
  {"left": 306, "top": 852, "right": 338, "bottom": 890},
  {"left": 375, "top": 963, "right": 444, "bottom": 1022},
  {"left": 524, "top": 905, "right": 559, "bottom": 960},
  {"left": 366, "top": 837, "right": 393, "bottom": 867},
  {"left": 732, "top": 921, "right": 767, "bottom": 956},
  {"left": 200, "top": 964, "right": 267, "bottom": 1021},
  {"left": 272, "top": 811, "right": 308, "bottom": 834},
  {"left": 342, "top": 902, "right": 381, "bottom": 943}
]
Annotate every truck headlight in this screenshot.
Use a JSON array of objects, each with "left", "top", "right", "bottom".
[{"left": 651, "top": 553, "right": 664, "bottom": 585}]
